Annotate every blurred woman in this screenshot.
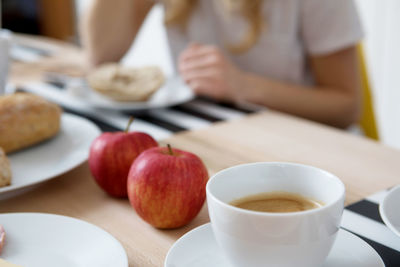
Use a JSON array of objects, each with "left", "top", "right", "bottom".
[{"left": 81, "top": 0, "right": 363, "bottom": 128}]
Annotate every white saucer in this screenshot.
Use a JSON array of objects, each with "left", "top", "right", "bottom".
[
  {"left": 380, "top": 185, "right": 400, "bottom": 237},
  {"left": 165, "top": 223, "right": 384, "bottom": 267}
]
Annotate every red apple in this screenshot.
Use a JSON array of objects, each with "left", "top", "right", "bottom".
[
  {"left": 127, "top": 145, "right": 209, "bottom": 229},
  {"left": 89, "top": 118, "right": 158, "bottom": 197}
]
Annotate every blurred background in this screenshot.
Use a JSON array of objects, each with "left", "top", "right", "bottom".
[{"left": 1, "top": 0, "right": 399, "bottom": 149}]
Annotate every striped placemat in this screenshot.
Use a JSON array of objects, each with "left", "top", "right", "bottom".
[
  {"left": 18, "top": 82, "right": 259, "bottom": 140},
  {"left": 343, "top": 189, "right": 400, "bottom": 266},
  {"left": 19, "top": 82, "right": 400, "bottom": 266}
]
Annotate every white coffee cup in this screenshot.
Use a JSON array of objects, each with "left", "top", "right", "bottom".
[
  {"left": 0, "top": 29, "right": 11, "bottom": 95},
  {"left": 206, "top": 162, "right": 345, "bottom": 267}
]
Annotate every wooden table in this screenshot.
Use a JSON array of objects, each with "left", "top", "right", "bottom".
[
  {"left": 2, "top": 35, "right": 400, "bottom": 266},
  {"left": 2, "top": 111, "right": 400, "bottom": 266}
]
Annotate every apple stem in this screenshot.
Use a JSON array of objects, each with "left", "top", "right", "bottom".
[
  {"left": 125, "top": 117, "right": 135, "bottom": 133},
  {"left": 167, "top": 144, "right": 174, "bottom": 155}
]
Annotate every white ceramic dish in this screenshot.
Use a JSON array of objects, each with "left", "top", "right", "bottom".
[
  {"left": 85, "top": 76, "right": 194, "bottom": 111},
  {"left": 0, "top": 113, "right": 100, "bottom": 198},
  {"left": 380, "top": 185, "right": 400, "bottom": 237},
  {"left": 164, "top": 223, "right": 384, "bottom": 267},
  {"left": 0, "top": 213, "right": 128, "bottom": 267}
]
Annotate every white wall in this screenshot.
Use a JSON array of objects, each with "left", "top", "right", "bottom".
[{"left": 355, "top": 0, "right": 400, "bottom": 148}]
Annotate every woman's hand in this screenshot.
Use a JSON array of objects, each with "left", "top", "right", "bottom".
[{"left": 178, "top": 43, "right": 246, "bottom": 102}]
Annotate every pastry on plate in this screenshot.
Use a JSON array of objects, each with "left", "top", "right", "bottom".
[
  {"left": 0, "top": 93, "right": 62, "bottom": 154},
  {"left": 87, "top": 64, "right": 165, "bottom": 102},
  {"left": 0, "top": 147, "right": 11, "bottom": 188}
]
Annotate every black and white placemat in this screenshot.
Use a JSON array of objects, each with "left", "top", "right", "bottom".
[
  {"left": 343, "top": 189, "right": 400, "bottom": 266},
  {"left": 17, "top": 82, "right": 259, "bottom": 140}
]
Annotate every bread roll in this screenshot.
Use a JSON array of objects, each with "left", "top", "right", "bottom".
[
  {"left": 0, "top": 147, "right": 11, "bottom": 187},
  {"left": 0, "top": 93, "right": 61, "bottom": 153},
  {"left": 88, "top": 64, "right": 165, "bottom": 102}
]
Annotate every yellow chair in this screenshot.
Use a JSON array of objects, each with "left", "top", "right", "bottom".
[{"left": 357, "top": 43, "right": 379, "bottom": 140}]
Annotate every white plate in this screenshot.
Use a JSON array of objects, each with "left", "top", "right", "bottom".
[
  {"left": 165, "top": 223, "right": 384, "bottom": 267},
  {"left": 85, "top": 76, "right": 194, "bottom": 111},
  {"left": 0, "top": 213, "right": 128, "bottom": 267},
  {"left": 380, "top": 185, "right": 400, "bottom": 237},
  {"left": 0, "top": 113, "right": 101, "bottom": 198}
]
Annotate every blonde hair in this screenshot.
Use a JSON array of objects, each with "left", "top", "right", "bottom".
[{"left": 164, "top": 0, "right": 263, "bottom": 54}]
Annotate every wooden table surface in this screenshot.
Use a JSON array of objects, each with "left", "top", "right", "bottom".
[{"left": 2, "top": 35, "right": 400, "bottom": 267}]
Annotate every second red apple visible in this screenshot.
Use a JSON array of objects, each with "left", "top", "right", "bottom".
[{"left": 127, "top": 145, "right": 209, "bottom": 229}]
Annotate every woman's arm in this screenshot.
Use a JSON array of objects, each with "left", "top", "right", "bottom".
[
  {"left": 179, "top": 44, "right": 361, "bottom": 128},
  {"left": 241, "top": 47, "right": 361, "bottom": 128},
  {"left": 80, "top": 0, "right": 154, "bottom": 66}
]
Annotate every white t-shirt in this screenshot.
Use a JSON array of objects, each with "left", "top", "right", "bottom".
[{"left": 165, "top": 0, "right": 363, "bottom": 85}]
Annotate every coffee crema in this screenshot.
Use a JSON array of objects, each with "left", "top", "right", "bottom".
[{"left": 230, "top": 191, "right": 323, "bottom": 213}]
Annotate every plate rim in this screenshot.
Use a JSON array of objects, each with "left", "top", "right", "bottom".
[
  {"left": 164, "top": 222, "right": 385, "bottom": 267},
  {"left": 379, "top": 185, "right": 400, "bottom": 237},
  {"left": 0, "top": 212, "right": 128, "bottom": 267},
  {"left": 0, "top": 113, "right": 101, "bottom": 195}
]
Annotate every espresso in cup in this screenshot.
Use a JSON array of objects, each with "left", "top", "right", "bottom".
[{"left": 230, "top": 191, "right": 323, "bottom": 213}]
